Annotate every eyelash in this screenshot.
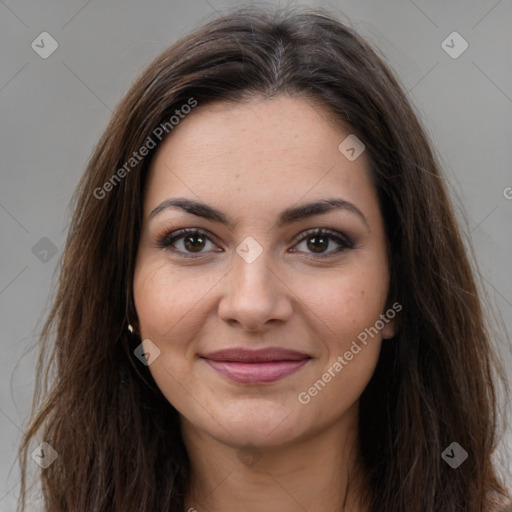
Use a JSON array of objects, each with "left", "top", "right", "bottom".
[{"left": 156, "top": 227, "right": 354, "bottom": 259}]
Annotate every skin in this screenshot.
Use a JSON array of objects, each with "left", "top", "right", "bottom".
[{"left": 133, "top": 94, "right": 397, "bottom": 512}]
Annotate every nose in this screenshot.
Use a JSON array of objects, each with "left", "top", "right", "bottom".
[{"left": 217, "top": 249, "right": 294, "bottom": 332}]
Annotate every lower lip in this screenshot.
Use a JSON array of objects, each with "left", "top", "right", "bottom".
[{"left": 203, "top": 358, "right": 310, "bottom": 384}]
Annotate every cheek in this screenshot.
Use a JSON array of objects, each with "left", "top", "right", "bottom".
[
  {"left": 133, "top": 258, "right": 216, "bottom": 340},
  {"left": 298, "top": 266, "right": 389, "bottom": 342},
  {"left": 132, "top": 260, "right": 208, "bottom": 409},
  {"left": 294, "top": 275, "right": 386, "bottom": 422}
]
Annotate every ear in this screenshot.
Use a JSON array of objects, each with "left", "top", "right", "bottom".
[
  {"left": 382, "top": 318, "right": 397, "bottom": 339},
  {"left": 127, "top": 298, "right": 140, "bottom": 336},
  {"left": 381, "top": 301, "right": 402, "bottom": 339},
  {"left": 127, "top": 317, "right": 141, "bottom": 337}
]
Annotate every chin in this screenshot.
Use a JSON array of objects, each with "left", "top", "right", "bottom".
[
  {"left": 207, "top": 404, "right": 308, "bottom": 448},
  {"left": 215, "top": 424, "right": 300, "bottom": 451}
]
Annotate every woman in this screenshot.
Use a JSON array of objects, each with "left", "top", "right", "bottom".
[{"left": 18, "top": 5, "right": 511, "bottom": 511}]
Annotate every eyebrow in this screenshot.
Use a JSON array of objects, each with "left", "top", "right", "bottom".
[{"left": 149, "top": 197, "right": 369, "bottom": 230}]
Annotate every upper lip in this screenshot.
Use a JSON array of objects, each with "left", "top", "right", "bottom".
[{"left": 201, "top": 348, "right": 311, "bottom": 363}]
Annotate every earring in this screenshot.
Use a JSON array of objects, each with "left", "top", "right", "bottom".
[{"left": 128, "top": 323, "right": 135, "bottom": 334}]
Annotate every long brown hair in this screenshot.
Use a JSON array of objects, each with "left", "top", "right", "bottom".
[{"left": 18, "top": 5, "right": 510, "bottom": 511}]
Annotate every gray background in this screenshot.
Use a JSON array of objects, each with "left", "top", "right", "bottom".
[{"left": 1, "top": 0, "right": 511, "bottom": 509}]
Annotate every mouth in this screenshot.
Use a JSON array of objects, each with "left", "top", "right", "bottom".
[{"left": 200, "top": 347, "right": 312, "bottom": 384}]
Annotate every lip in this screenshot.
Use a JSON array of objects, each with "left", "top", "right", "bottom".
[
  {"left": 201, "top": 347, "right": 311, "bottom": 362},
  {"left": 200, "top": 348, "right": 312, "bottom": 384}
]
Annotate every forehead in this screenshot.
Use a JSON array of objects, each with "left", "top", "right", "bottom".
[
  {"left": 152, "top": 95, "right": 350, "bottom": 167},
  {"left": 143, "top": 95, "right": 376, "bottom": 221}
]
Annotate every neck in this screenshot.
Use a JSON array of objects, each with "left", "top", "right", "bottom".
[{"left": 181, "top": 402, "right": 369, "bottom": 512}]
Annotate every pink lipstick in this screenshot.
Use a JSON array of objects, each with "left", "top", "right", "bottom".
[{"left": 201, "top": 347, "right": 311, "bottom": 384}]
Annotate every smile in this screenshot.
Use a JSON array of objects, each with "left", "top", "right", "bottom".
[
  {"left": 201, "top": 358, "right": 311, "bottom": 384},
  {"left": 200, "top": 347, "right": 312, "bottom": 384}
]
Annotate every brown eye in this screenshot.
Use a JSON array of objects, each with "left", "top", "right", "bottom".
[
  {"left": 182, "top": 233, "right": 207, "bottom": 252},
  {"left": 306, "top": 234, "right": 329, "bottom": 253},
  {"left": 157, "top": 227, "right": 353, "bottom": 260},
  {"left": 157, "top": 228, "right": 219, "bottom": 257},
  {"left": 291, "top": 228, "right": 353, "bottom": 258}
]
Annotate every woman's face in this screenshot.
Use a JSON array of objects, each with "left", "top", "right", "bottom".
[{"left": 133, "top": 95, "right": 396, "bottom": 449}]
